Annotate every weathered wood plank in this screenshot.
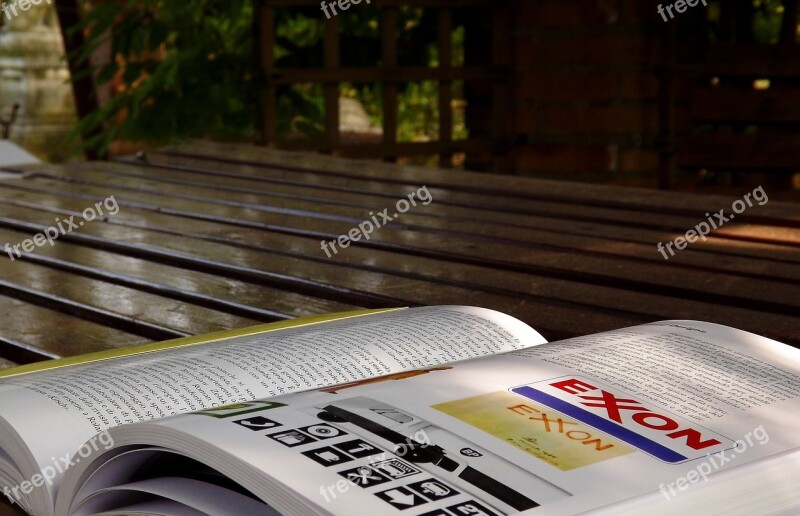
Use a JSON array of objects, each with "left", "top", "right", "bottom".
[
  {"left": 0, "top": 235, "right": 262, "bottom": 339},
  {"left": 0, "top": 228, "right": 358, "bottom": 321},
  {"left": 0, "top": 179, "right": 796, "bottom": 346},
  {"left": 0, "top": 294, "right": 148, "bottom": 360},
  {"left": 67, "top": 160, "right": 800, "bottom": 268},
  {"left": 0, "top": 189, "right": 657, "bottom": 342},
  {"left": 137, "top": 152, "right": 799, "bottom": 246},
  {"left": 3, "top": 175, "right": 797, "bottom": 320},
  {"left": 266, "top": 67, "right": 504, "bottom": 84},
  {"left": 126, "top": 155, "right": 800, "bottom": 249},
  {"left": 151, "top": 142, "right": 800, "bottom": 224}
]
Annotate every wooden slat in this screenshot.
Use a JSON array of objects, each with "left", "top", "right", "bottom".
[
  {"left": 0, "top": 184, "right": 673, "bottom": 343},
  {"left": 491, "top": 5, "right": 510, "bottom": 171},
  {"left": 0, "top": 171, "right": 796, "bottom": 344},
  {"left": 4, "top": 173, "right": 798, "bottom": 301},
  {"left": 0, "top": 144, "right": 795, "bottom": 365},
  {"left": 0, "top": 228, "right": 262, "bottom": 339},
  {"left": 657, "top": 18, "right": 677, "bottom": 189},
  {"left": 0, "top": 205, "right": 397, "bottom": 309},
  {"left": 438, "top": 8, "right": 454, "bottom": 168},
  {"left": 151, "top": 141, "right": 800, "bottom": 225},
  {"left": 73, "top": 160, "right": 800, "bottom": 266},
  {"left": 259, "top": 3, "right": 278, "bottom": 145},
  {"left": 382, "top": 7, "right": 399, "bottom": 162},
  {"left": 263, "top": 0, "right": 497, "bottom": 6},
  {"left": 54, "top": 0, "right": 100, "bottom": 160},
  {"left": 0, "top": 227, "right": 357, "bottom": 321},
  {"left": 39, "top": 160, "right": 800, "bottom": 264},
  {"left": 280, "top": 138, "right": 497, "bottom": 158},
  {"left": 130, "top": 150, "right": 800, "bottom": 247},
  {"left": 267, "top": 66, "right": 505, "bottom": 84},
  {"left": 324, "top": 15, "right": 340, "bottom": 151},
  {"left": 0, "top": 294, "right": 148, "bottom": 361}
]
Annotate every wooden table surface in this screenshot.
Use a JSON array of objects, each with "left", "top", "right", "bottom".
[{"left": 0, "top": 141, "right": 797, "bottom": 369}]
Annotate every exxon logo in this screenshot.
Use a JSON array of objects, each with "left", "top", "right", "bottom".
[{"left": 511, "top": 377, "right": 734, "bottom": 463}]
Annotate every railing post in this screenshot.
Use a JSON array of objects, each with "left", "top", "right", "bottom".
[
  {"left": 438, "top": 9, "right": 453, "bottom": 168},
  {"left": 258, "top": 2, "right": 278, "bottom": 146},
  {"left": 381, "top": 7, "right": 398, "bottom": 163},
  {"left": 323, "top": 15, "right": 341, "bottom": 154}
]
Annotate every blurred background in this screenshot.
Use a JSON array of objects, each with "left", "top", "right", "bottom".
[{"left": 1, "top": 0, "right": 799, "bottom": 199}]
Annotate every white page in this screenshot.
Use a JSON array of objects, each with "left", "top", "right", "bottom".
[
  {"left": 73, "top": 320, "right": 800, "bottom": 515},
  {"left": 0, "top": 306, "right": 545, "bottom": 514},
  {"left": 74, "top": 477, "right": 275, "bottom": 516}
]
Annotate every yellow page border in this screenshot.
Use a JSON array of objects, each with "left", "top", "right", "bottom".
[{"left": 0, "top": 308, "right": 405, "bottom": 380}]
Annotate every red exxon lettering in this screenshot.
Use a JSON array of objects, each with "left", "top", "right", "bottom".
[{"left": 578, "top": 390, "right": 650, "bottom": 423}]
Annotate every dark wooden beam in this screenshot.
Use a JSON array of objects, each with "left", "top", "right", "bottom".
[{"left": 54, "top": 0, "right": 101, "bottom": 160}]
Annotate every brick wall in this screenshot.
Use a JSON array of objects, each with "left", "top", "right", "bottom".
[{"left": 507, "top": 0, "right": 661, "bottom": 187}]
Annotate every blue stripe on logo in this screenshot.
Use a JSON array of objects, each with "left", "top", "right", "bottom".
[{"left": 511, "top": 386, "right": 688, "bottom": 463}]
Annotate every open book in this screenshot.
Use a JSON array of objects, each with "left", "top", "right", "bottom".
[{"left": 0, "top": 306, "right": 798, "bottom": 516}]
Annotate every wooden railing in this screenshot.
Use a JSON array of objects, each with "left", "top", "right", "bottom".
[{"left": 256, "top": 0, "right": 511, "bottom": 168}]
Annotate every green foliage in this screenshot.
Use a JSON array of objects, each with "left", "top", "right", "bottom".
[
  {"left": 69, "top": 2, "right": 466, "bottom": 157},
  {"left": 69, "top": 0, "right": 258, "bottom": 156},
  {"left": 273, "top": 8, "right": 467, "bottom": 145},
  {"left": 707, "top": 0, "right": 787, "bottom": 44},
  {"left": 753, "top": 0, "right": 786, "bottom": 43}
]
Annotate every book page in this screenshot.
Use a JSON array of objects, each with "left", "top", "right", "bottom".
[
  {"left": 0, "top": 305, "right": 545, "bottom": 511},
  {"left": 66, "top": 320, "right": 800, "bottom": 515}
]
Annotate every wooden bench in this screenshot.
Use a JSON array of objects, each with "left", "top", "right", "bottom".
[{"left": 0, "top": 142, "right": 798, "bottom": 370}]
